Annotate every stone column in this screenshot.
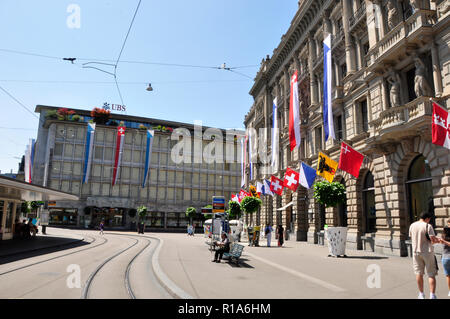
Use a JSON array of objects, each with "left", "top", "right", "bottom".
[
  {"left": 342, "top": 0, "right": 357, "bottom": 74},
  {"left": 284, "top": 66, "right": 290, "bottom": 128},
  {"left": 366, "top": 0, "right": 379, "bottom": 48},
  {"left": 308, "top": 33, "right": 319, "bottom": 106},
  {"left": 323, "top": 10, "right": 332, "bottom": 36},
  {"left": 431, "top": 42, "right": 443, "bottom": 97}
]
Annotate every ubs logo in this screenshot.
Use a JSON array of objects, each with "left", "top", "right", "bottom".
[{"left": 103, "top": 103, "right": 126, "bottom": 112}]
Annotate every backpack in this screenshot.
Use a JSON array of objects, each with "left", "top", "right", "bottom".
[{"left": 265, "top": 226, "right": 270, "bottom": 235}]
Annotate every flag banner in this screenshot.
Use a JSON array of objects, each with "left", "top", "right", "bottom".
[
  {"left": 256, "top": 181, "right": 263, "bottom": 195},
  {"left": 338, "top": 142, "right": 364, "bottom": 178},
  {"left": 142, "top": 129, "right": 155, "bottom": 188},
  {"left": 271, "top": 97, "right": 279, "bottom": 171},
  {"left": 432, "top": 102, "right": 450, "bottom": 150},
  {"left": 30, "top": 139, "right": 35, "bottom": 183},
  {"left": 112, "top": 126, "right": 126, "bottom": 186},
  {"left": 289, "top": 70, "right": 301, "bottom": 151},
  {"left": 284, "top": 167, "right": 300, "bottom": 191},
  {"left": 248, "top": 132, "right": 254, "bottom": 181},
  {"left": 83, "top": 123, "right": 96, "bottom": 184},
  {"left": 239, "top": 189, "right": 250, "bottom": 202},
  {"left": 323, "top": 34, "right": 335, "bottom": 142},
  {"left": 270, "top": 175, "right": 284, "bottom": 196},
  {"left": 24, "top": 139, "right": 35, "bottom": 184},
  {"left": 317, "top": 152, "right": 338, "bottom": 183},
  {"left": 240, "top": 137, "right": 245, "bottom": 187},
  {"left": 231, "top": 194, "right": 239, "bottom": 203},
  {"left": 249, "top": 185, "right": 260, "bottom": 198},
  {"left": 299, "top": 162, "right": 317, "bottom": 189},
  {"left": 263, "top": 179, "right": 274, "bottom": 196}
]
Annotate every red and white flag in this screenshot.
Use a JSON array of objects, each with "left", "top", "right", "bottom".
[
  {"left": 231, "top": 194, "right": 239, "bottom": 203},
  {"left": 270, "top": 176, "right": 284, "bottom": 196},
  {"left": 338, "top": 142, "right": 364, "bottom": 178},
  {"left": 432, "top": 102, "right": 450, "bottom": 150},
  {"left": 289, "top": 70, "right": 301, "bottom": 151},
  {"left": 112, "top": 126, "right": 126, "bottom": 186},
  {"left": 238, "top": 189, "right": 250, "bottom": 202},
  {"left": 283, "top": 168, "right": 300, "bottom": 191}
]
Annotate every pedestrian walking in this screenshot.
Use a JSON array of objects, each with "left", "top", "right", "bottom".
[
  {"left": 438, "top": 218, "right": 450, "bottom": 297},
  {"left": 265, "top": 223, "right": 273, "bottom": 247},
  {"left": 277, "top": 224, "right": 284, "bottom": 247},
  {"left": 99, "top": 221, "right": 104, "bottom": 235},
  {"left": 409, "top": 211, "right": 440, "bottom": 299}
]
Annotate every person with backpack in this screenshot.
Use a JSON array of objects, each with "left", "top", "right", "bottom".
[
  {"left": 409, "top": 211, "right": 440, "bottom": 299},
  {"left": 265, "top": 224, "right": 273, "bottom": 247}
]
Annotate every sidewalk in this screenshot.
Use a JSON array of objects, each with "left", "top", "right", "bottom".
[
  {"left": 155, "top": 232, "right": 450, "bottom": 299},
  {"left": 0, "top": 228, "right": 85, "bottom": 258}
]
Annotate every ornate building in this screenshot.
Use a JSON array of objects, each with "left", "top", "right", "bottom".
[{"left": 244, "top": 0, "right": 450, "bottom": 257}]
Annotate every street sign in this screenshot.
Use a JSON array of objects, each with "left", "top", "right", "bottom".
[
  {"left": 201, "top": 207, "right": 212, "bottom": 215},
  {"left": 212, "top": 196, "right": 225, "bottom": 213}
]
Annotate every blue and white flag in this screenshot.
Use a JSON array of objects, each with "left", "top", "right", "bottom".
[
  {"left": 299, "top": 162, "right": 317, "bottom": 189},
  {"left": 323, "top": 34, "right": 335, "bottom": 142},
  {"left": 142, "top": 129, "right": 155, "bottom": 188},
  {"left": 271, "top": 97, "right": 279, "bottom": 172},
  {"left": 240, "top": 137, "right": 245, "bottom": 187},
  {"left": 24, "top": 138, "right": 35, "bottom": 183},
  {"left": 83, "top": 123, "right": 96, "bottom": 184},
  {"left": 248, "top": 131, "right": 254, "bottom": 181},
  {"left": 262, "top": 179, "right": 274, "bottom": 196}
]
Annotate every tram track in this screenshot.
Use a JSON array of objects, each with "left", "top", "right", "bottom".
[
  {"left": 0, "top": 234, "right": 108, "bottom": 276},
  {"left": 81, "top": 235, "right": 140, "bottom": 299}
]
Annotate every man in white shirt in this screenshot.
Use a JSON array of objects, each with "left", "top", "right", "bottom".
[{"left": 409, "top": 211, "right": 440, "bottom": 299}]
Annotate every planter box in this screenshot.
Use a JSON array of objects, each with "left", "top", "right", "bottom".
[{"left": 325, "top": 227, "right": 348, "bottom": 257}]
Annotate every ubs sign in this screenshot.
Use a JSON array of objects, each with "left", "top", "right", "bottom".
[{"left": 103, "top": 103, "right": 126, "bottom": 112}]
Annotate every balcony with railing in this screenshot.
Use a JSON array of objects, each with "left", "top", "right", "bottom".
[
  {"left": 370, "top": 96, "right": 434, "bottom": 142},
  {"left": 366, "top": 9, "right": 436, "bottom": 73},
  {"left": 349, "top": 1, "right": 366, "bottom": 31}
]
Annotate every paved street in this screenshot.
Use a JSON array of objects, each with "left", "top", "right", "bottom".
[{"left": 0, "top": 227, "right": 448, "bottom": 299}]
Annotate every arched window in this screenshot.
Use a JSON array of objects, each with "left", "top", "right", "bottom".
[
  {"left": 406, "top": 155, "right": 434, "bottom": 225},
  {"left": 363, "top": 172, "right": 376, "bottom": 233}
]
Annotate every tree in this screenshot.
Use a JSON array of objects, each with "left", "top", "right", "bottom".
[
  {"left": 313, "top": 181, "right": 346, "bottom": 208},
  {"left": 228, "top": 200, "right": 242, "bottom": 220},
  {"left": 185, "top": 207, "right": 196, "bottom": 225},
  {"left": 137, "top": 205, "right": 148, "bottom": 222},
  {"left": 240, "top": 196, "right": 262, "bottom": 222}
]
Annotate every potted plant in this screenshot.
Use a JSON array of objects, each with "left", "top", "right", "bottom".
[
  {"left": 91, "top": 107, "right": 111, "bottom": 125},
  {"left": 240, "top": 196, "right": 262, "bottom": 225},
  {"left": 71, "top": 114, "right": 81, "bottom": 122},
  {"left": 185, "top": 207, "right": 196, "bottom": 229},
  {"left": 57, "top": 108, "right": 76, "bottom": 121},
  {"left": 139, "top": 124, "right": 148, "bottom": 130},
  {"left": 228, "top": 200, "right": 242, "bottom": 220},
  {"left": 45, "top": 110, "right": 58, "bottom": 120},
  {"left": 313, "top": 181, "right": 348, "bottom": 257}
]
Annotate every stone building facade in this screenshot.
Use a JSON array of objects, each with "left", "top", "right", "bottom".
[
  {"left": 244, "top": 0, "right": 450, "bottom": 257},
  {"left": 33, "top": 106, "right": 242, "bottom": 230}
]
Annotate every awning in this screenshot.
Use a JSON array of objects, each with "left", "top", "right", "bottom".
[
  {"left": 277, "top": 201, "right": 294, "bottom": 211},
  {"left": 0, "top": 176, "right": 79, "bottom": 202}
]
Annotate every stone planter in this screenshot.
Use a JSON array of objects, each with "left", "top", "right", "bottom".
[{"left": 325, "top": 227, "right": 348, "bottom": 257}]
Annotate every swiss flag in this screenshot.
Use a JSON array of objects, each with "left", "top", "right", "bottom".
[
  {"left": 283, "top": 168, "right": 300, "bottom": 191},
  {"left": 231, "top": 194, "right": 239, "bottom": 203},
  {"left": 432, "top": 102, "right": 450, "bottom": 150},
  {"left": 270, "top": 176, "right": 284, "bottom": 196},
  {"left": 238, "top": 189, "right": 250, "bottom": 202},
  {"left": 338, "top": 142, "right": 364, "bottom": 178}
]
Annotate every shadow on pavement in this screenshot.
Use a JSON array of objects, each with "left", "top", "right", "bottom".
[
  {"left": 223, "top": 258, "right": 254, "bottom": 268},
  {"left": 337, "top": 255, "right": 389, "bottom": 260},
  {"left": 0, "top": 237, "right": 89, "bottom": 265}
]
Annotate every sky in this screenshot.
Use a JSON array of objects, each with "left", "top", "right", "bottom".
[{"left": 0, "top": 0, "right": 298, "bottom": 173}]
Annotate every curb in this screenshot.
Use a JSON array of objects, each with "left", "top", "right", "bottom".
[
  {"left": 150, "top": 236, "right": 194, "bottom": 299},
  {"left": 0, "top": 237, "right": 85, "bottom": 259}
]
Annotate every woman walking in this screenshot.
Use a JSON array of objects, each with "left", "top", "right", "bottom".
[
  {"left": 277, "top": 224, "right": 284, "bottom": 247},
  {"left": 265, "top": 224, "right": 273, "bottom": 247},
  {"left": 99, "top": 221, "right": 104, "bottom": 235}
]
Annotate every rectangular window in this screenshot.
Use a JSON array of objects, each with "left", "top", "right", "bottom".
[
  {"left": 123, "top": 149, "right": 132, "bottom": 162},
  {"left": 63, "top": 162, "right": 72, "bottom": 175},
  {"left": 192, "top": 173, "right": 199, "bottom": 185},
  {"left": 92, "top": 183, "right": 100, "bottom": 195},
  {"left": 176, "top": 188, "right": 183, "bottom": 201},
  {"left": 50, "top": 179, "right": 60, "bottom": 190},
  {"left": 140, "top": 187, "right": 148, "bottom": 200},
  {"left": 96, "top": 129, "right": 105, "bottom": 142},
  {"left": 151, "top": 152, "right": 158, "bottom": 165},
  {"left": 132, "top": 150, "right": 141, "bottom": 164},
  {"left": 150, "top": 187, "right": 157, "bottom": 200},
  {"left": 61, "top": 181, "right": 70, "bottom": 193},
  {"left": 361, "top": 99, "right": 369, "bottom": 132},
  {"left": 93, "top": 165, "right": 101, "bottom": 177},
  {"left": 184, "top": 172, "right": 192, "bottom": 184},
  {"left": 77, "top": 127, "right": 85, "bottom": 141},
  {"left": 103, "top": 166, "right": 112, "bottom": 178},
  {"left": 176, "top": 172, "right": 183, "bottom": 184},
  {"left": 104, "top": 148, "right": 113, "bottom": 161},
  {"left": 159, "top": 170, "right": 167, "bottom": 183},
  {"left": 120, "top": 185, "right": 129, "bottom": 197},
  {"left": 201, "top": 174, "right": 208, "bottom": 186},
  {"left": 158, "top": 188, "right": 165, "bottom": 200},
  {"left": 150, "top": 169, "right": 158, "bottom": 182},
  {"left": 54, "top": 144, "right": 63, "bottom": 157},
  {"left": 72, "top": 181, "right": 81, "bottom": 195},
  {"left": 168, "top": 171, "right": 175, "bottom": 183},
  {"left": 200, "top": 190, "right": 207, "bottom": 201},
  {"left": 105, "top": 131, "right": 114, "bottom": 143},
  {"left": 51, "top": 161, "right": 61, "bottom": 175},
  {"left": 64, "top": 144, "right": 74, "bottom": 158},
  {"left": 94, "top": 146, "right": 103, "bottom": 160},
  {"left": 131, "top": 168, "right": 139, "bottom": 180},
  {"left": 121, "top": 167, "right": 130, "bottom": 180},
  {"left": 315, "top": 126, "right": 323, "bottom": 153},
  {"left": 192, "top": 189, "right": 199, "bottom": 201},
  {"left": 111, "top": 185, "right": 119, "bottom": 197},
  {"left": 184, "top": 189, "right": 191, "bottom": 201},
  {"left": 102, "top": 184, "right": 110, "bottom": 196},
  {"left": 167, "top": 188, "right": 175, "bottom": 200},
  {"left": 335, "top": 115, "right": 343, "bottom": 141},
  {"left": 74, "top": 145, "right": 84, "bottom": 159},
  {"left": 73, "top": 163, "right": 82, "bottom": 176}
]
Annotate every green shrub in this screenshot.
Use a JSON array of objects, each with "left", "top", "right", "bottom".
[
  {"left": 228, "top": 200, "right": 242, "bottom": 220},
  {"left": 313, "top": 181, "right": 346, "bottom": 208},
  {"left": 240, "top": 196, "right": 262, "bottom": 215}
]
